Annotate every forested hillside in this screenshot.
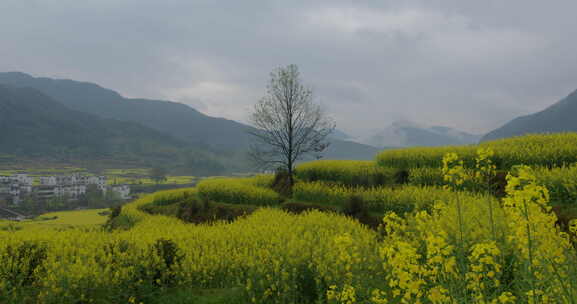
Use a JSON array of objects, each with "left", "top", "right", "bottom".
[
  {"left": 0, "top": 72, "right": 380, "bottom": 161},
  {"left": 0, "top": 85, "right": 245, "bottom": 174},
  {"left": 482, "top": 88, "right": 577, "bottom": 141}
]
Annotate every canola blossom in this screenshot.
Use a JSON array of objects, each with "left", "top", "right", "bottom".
[
  {"left": 196, "top": 175, "right": 280, "bottom": 206},
  {"left": 296, "top": 160, "right": 395, "bottom": 187},
  {"left": 293, "top": 180, "right": 499, "bottom": 216},
  {"left": 2, "top": 134, "right": 577, "bottom": 303},
  {"left": 377, "top": 132, "right": 577, "bottom": 169},
  {"left": 0, "top": 190, "right": 380, "bottom": 303}
]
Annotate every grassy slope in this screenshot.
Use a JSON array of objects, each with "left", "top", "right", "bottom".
[{"left": 0, "top": 208, "right": 109, "bottom": 229}]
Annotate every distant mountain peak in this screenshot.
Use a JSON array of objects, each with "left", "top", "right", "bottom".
[
  {"left": 482, "top": 87, "right": 577, "bottom": 141},
  {"left": 363, "top": 120, "right": 481, "bottom": 148},
  {"left": 2, "top": 71, "right": 34, "bottom": 79},
  {"left": 0, "top": 71, "right": 379, "bottom": 162}
]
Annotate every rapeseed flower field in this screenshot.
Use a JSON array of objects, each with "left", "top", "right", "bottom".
[{"left": 1, "top": 133, "right": 577, "bottom": 303}]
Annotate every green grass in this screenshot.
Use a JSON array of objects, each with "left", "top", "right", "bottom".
[
  {"left": 1, "top": 166, "right": 196, "bottom": 186},
  {"left": 0, "top": 208, "right": 109, "bottom": 230},
  {"left": 0, "top": 167, "right": 86, "bottom": 176},
  {"left": 103, "top": 168, "right": 151, "bottom": 176},
  {"left": 107, "top": 176, "right": 196, "bottom": 185},
  {"left": 103, "top": 168, "right": 196, "bottom": 185}
]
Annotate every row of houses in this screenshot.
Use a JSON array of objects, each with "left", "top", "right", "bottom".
[{"left": 0, "top": 173, "right": 130, "bottom": 205}]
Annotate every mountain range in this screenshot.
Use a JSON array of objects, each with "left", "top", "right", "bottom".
[
  {"left": 0, "top": 85, "right": 187, "bottom": 158},
  {"left": 0, "top": 84, "right": 240, "bottom": 174},
  {"left": 4, "top": 71, "right": 574, "bottom": 172},
  {"left": 482, "top": 88, "right": 577, "bottom": 141},
  {"left": 362, "top": 120, "right": 482, "bottom": 148},
  {"left": 0, "top": 72, "right": 379, "bottom": 173},
  {"left": 0, "top": 72, "right": 251, "bottom": 149}
]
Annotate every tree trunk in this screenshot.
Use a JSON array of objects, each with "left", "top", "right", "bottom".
[{"left": 287, "top": 159, "right": 294, "bottom": 189}]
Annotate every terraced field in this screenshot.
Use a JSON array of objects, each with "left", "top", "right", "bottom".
[
  {"left": 0, "top": 208, "right": 109, "bottom": 230},
  {"left": 2, "top": 133, "right": 577, "bottom": 303}
]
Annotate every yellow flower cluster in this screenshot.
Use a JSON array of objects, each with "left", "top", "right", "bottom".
[
  {"left": 327, "top": 284, "right": 357, "bottom": 304},
  {"left": 374, "top": 150, "right": 577, "bottom": 303},
  {"left": 296, "top": 160, "right": 394, "bottom": 187},
  {"left": 442, "top": 152, "right": 468, "bottom": 190},
  {"left": 196, "top": 176, "right": 281, "bottom": 206},
  {"left": 1, "top": 186, "right": 383, "bottom": 303},
  {"left": 407, "top": 167, "right": 445, "bottom": 186},
  {"left": 380, "top": 211, "right": 457, "bottom": 303},
  {"left": 3, "top": 133, "right": 577, "bottom": 303},
  {"left": 502, "top": 166, "right": 573, "bottom": 300},
  {"left": 533, "top": 163, "right": 577, "bottom": 204},
  {"left": 466, "top": 241, "right": 502, "bottom": 303},
  {"left": 377, "top": 132, "right": 577, "bottom": 169},
  {"left": 475, "top": 148, "right": 497, "bottom": 186},
  {"left": 293, "top": 180, "right": 497, "bottom": 215}
]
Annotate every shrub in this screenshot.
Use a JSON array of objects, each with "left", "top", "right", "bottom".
[
  {"left": 393, "top": 169, "right": 410, "bottom": 184},
  {"left": 489, "top": 171, "right": 508, "bottom": 198},
  {"left": 110, "top": 205, "right": 122, "bottom": 219},
  {"left": 176, "top": 198, "right": 256, "bottom": 224},
  {"left": 149, "top": 238, "right": 184, "bottom": 287},
  {"left": 104, "top": 213, "right": 137, "bottom": 231},
  {"left": 342, "top": 195, "right": 368, "bottom": 218},
  {"left": 1, "top": 241, "right": 48, "bottom": 287}
]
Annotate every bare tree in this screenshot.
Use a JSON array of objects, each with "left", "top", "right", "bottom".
[{"left": 248, "top": 64, "right": 335, "bottom": 187}]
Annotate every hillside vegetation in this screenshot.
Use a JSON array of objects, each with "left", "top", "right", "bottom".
[
  {"left": 0, "top": 209, "right": 109, "bottom": 230},
  {"left": 0, "top": 72, "right": 380, "bottom": 162},
  {"left": 0, "top": 84, "right": 240, "bottom": 174},
  {"left": 2, "top": 133, "right": 577, "bottom": 303},
  {"left": 0, "top": 85, "right": 186, "bottom": 160},
  {"left": 483, "top": 88, "right": 577, "bottom": 141}
]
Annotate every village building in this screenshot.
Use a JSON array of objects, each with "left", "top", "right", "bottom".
[
  {"left": 0, "top": 173, "right": 130, "bottom": 205},
  {"left": 0, "top": 174, "right": 34, "bottom": 205}
]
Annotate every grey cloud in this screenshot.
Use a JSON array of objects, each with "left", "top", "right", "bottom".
[{"left": 1, "top": 0, "right": 576, "bottom": 136}]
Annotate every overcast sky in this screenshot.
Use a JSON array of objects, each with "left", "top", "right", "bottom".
[{"left": 1, "top": 0, "right": 576, "bottom": 136}]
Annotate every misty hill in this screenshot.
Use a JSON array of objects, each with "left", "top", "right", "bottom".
[
  {"left": 482, "top": 88, "right": 577, "bottom": 141},
  {"left": 0, "top": 85, "right": 188, "bottom": 161},
  {"left": 0, "top": 84, "right": 249, "bottom": 175},
  {"left": 320, "top": 139, "right": 379, "bottom": 160},
  {"left": 0, "top": 72, "right": 378, "bottom": 160},
  {"left": 363, "top": 120, "right": 481, "bottom": 148},
  {"left": 0, "top": 72, "right": 249, "bottom": 149},
  {"left": 328, "top": 129, "right": 352, "bottom": 141}
]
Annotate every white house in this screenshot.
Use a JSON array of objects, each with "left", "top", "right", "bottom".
[
  {"left": 0, "top": 174, "right": 34, "bottom": 205},
  {"left": 1, "top": 173, "right": 130, "bottom": 204},
  {"left": 39, "top": 176, "right": 57, "bottom": 186},
  {"left": 13, "top": 174, "right": 34, "bottom": 186}
]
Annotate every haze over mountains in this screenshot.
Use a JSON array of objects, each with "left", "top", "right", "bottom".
[
  {"left": 0, "top": 72, "right": 379, "bottom": 172},
  {"left": 2, "top": 71, "right": 577, "bottom": 172},
  {"left": 362, "top": 120, "right": 482, "bottom": 148},
  {"left": 0, "top": 72, "right": 251, "bottom": 149},
  {"left": 363, "top": 86, "right": 577, "bottom": 147}
]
